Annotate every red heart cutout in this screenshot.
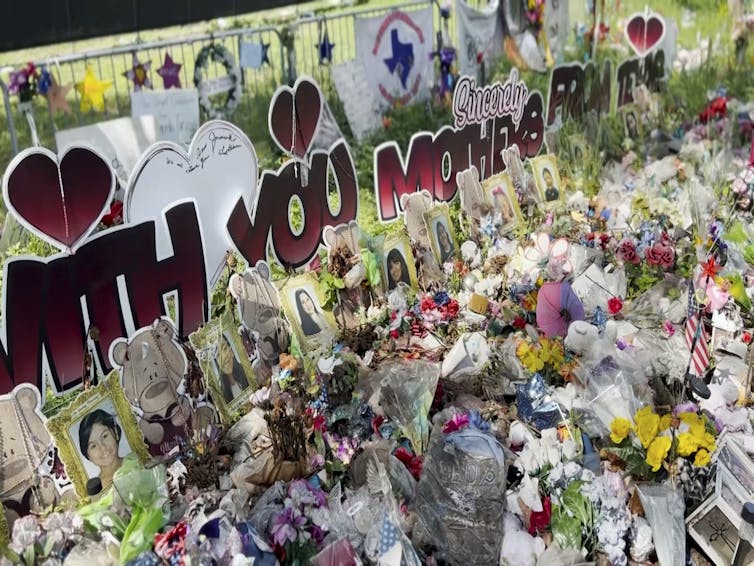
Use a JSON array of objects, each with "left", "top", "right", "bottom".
[
  {"left": 3, "top": 146, "right": 115, "bottom": 252},
  {"left": 625, "top": 13, "right": 666, "bottom": 57},
  {"left": 268, "top": 77, "right": 322, "bottom": 158}
]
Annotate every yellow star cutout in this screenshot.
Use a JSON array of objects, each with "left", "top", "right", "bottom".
[
  {"left": 75, "top": 66, "right": 112, "bottom": 113},
  {"left": 46, "top": 76, "right": 72, "bottom": 114}
]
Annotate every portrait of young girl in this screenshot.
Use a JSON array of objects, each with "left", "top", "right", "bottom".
[{"left": 75, "top": 406, "right": 130, "bottom": 494}]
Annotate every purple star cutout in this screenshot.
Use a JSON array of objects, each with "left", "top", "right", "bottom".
[
  {"left": 317, "top": 32, "right": 335, "bottom": 65},
  {"left": 157, "top": 53, "right": 182, "bottom": 89},
  {"left": 383, "top": 29, "right": 414, "bottom": 89}
]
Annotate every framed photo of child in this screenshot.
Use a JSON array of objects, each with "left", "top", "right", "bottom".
[
  {"left": 531, "top": 155, "right": 564, "bottom": 205},
  {"left": 46, "top": 372, "right": 149, "bottom": 499},
  {"left": 280, "top": 274, "right": 337, "bottom": 352},
  {"left": 189, "top": 310, "right": 258, "bottom": 424},
  {"left": 424, "top": 205, "right": 459, "bottom": 266},
  {"left": 381, "top": 233, "right": 418, "bottom": 291},
  {"left": 482, "top": 172, "right": 522, "bottom": 233},
  {"left": 622, "top": 105, "right": 641, "bottom": 140}
]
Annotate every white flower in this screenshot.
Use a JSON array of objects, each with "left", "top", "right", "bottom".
[
  {"left": 366, "top": 305, "right": 386, "bottom": 323},
  {"left": 563, "top": 461, "right": 582, "bottom": 479},
  {"left": 387, "top": 288, "right": 408, "bottom": 313},
  {"left": 540, "top": 428, "right": 562, "bottom": 467},
  {"left": 317, "top": 355, "right": 343, "bottom": 375},
  {"left": 518, "top": 474, "right": 543, "bottom": 512},
  {"left": 508, "top": 421, "right": 534, "bottom": 447}
]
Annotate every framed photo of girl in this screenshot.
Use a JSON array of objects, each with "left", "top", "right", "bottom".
[
  {"left": 531, "top": 155, "right": 564, "bottom": 206},
  {"left": 189, "top": 311, "right": 258, "bottom": 425},
  {"left": 424, "top": 205, "right": 459, "bottom": 266},
  {"left": 381, "top": 233, "right": 418, "bottom": 292},
  {"left": 280, "top": 274, "right": 337, "bottom": 352},
  {"left": 46, "top": 372, "right": 149, "bottom": 499},
  {"left": 621, "top": 105, "right": 641, "bottom": 140},
  {"left": 482, "top": 172, "right": 522, "bottom": 233}
]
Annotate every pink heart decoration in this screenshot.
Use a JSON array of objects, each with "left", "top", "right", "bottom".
[
  {"left": 268, "top": 77, "right": 322, "bottom": 158},
  {"left": 3, "top": 146, "right": 115, "bottom": 252},
  {"left": 625, "top": 12, "right": 666, "bottom": 57}
]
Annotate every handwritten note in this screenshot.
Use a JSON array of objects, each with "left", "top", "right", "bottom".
[{"left": 131, "top": 89, "right": 200, "bottom": 147}]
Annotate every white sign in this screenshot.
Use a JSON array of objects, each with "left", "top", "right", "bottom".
[
  {"left": 332, "top": 61, "right": 381, "bottom": 142},
  {"left": 455, "top": 0, "right": 503, "bottom": 77},
  {"left": 355, "top": 8, "right": 434, "bottom": 109},
  {"left": 55, "top": 116, "right": 158, "bottom": 192},
  {"left": 131, "top": 89, "right": 200, "bottom": 147},
  {"left": 200, "top": 76, "right": 235, "bottom": 97}
]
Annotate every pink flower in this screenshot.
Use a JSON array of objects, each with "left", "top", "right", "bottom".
[
  {"left": 443, "top": 412, "right": 470, "bottom": 434},
  {"left": 644, "top": 242, "right": 675, "bottom": 269},
  {"left": 616, "top": 239, "right": 640, "bottom": 265},
  {"left": 663, "top": 320, "right": 675, "bottom": 337}
]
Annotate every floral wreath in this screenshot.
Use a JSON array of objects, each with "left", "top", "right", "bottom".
[{"left": 193, "top": 43, "right": 241, "bottom": 120}]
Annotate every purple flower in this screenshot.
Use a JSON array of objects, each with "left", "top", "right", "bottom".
[
  {"left": 468, "top": 410, "right": 490, "bottom": 432},
  {"left": 271, "top": 507, "right": 306, "bottom": 547},
  {"left": 673, "top": 402, "right": 699, "bottom": 416},
  {"left": 433, "top": 291, "right": 450, "bottom": 306},
  {"left": 310, "top": 524, "right": 326, "bottom": 546},
  {"left": 443, "top": 413, "right": 470, "bottom": 433}
]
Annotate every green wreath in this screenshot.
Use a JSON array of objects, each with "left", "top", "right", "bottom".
[{"left": 194, "top": 43, "right": 242, "bottom": 120}]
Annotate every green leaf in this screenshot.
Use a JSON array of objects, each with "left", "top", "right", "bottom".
[{"left": 551, "top": 506, "right": 583, "bottom": 550}]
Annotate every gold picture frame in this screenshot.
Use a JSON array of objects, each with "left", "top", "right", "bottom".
[
  {"left": 46, "top": 372, "right": 150, "bottom": 499},
  {"left": 424, "top": 204, "right": 459, "bottom": 265},
  {"left": 381, "top": 233, "right": 418, "bottom": 292},
  {"left": 279, "top": 274, "right": 337, "bottom": 353},
  {"left": 531, "top": 155, "right": 564, "bottom": 206},
  {"left": 482, "top": 172, "right": 523, "bottom": 233},
  {"left": 189, "top": 311, "right": 257, "bottom": 425},
  {"left": 0, "top": 502, "right": 8, "bottom": 550}
]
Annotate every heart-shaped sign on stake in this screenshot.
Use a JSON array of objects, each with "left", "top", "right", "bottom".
[
  {"left": 268, "top": 76, "right": 323, "bottom": 159},
  {"left": 625, "top": 11, "right": 666, "bottom": 57},
  {"left": 3, "top": 146, "right": 115, "bottom": 253},
  {"left": 125, "top": 120, "right": 258, "bottom": 288}
]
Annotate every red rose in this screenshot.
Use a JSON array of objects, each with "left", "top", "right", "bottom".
[
  {"left": 743, "top": 332, "right": 752, "bottom": 344},
  {"left": 645, "top": 242, "right": 675, "bottom": 269},
  {"left": 390, "top": 329, "right": 400, "bottom": 339},
  {"left": 395, "top": 447, "right": 424, "bottom": 480},
  {"left": 607, "top": 297, "right": 624, "bottom": 315},
  {"left": 528, "top": 496, "right": 551, "bottom": 535},
  {"left": 513, "top": 317, "right": 527, "bottom": 329},
  {"left": 617, "top": 239, "right": 640, "bottom": 265},
  {"left": 421, "top": 295, "right": 436, "bottom": 312}
]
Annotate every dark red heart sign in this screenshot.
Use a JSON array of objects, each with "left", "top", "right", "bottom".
[
  {"left": 3, "top": 146, "right": 115, "bottom": 252},
  {"left": 625, "top": 12, "right": 666, "bottom": 57},
  {"left": 268, "top": 77, "right": 322, "bottom": 158}
]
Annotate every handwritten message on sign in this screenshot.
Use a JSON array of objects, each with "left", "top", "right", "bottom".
[{"left": 131, "top": 89, "right": 200, "bottom": 147}]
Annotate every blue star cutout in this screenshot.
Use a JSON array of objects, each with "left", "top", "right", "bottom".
[
  {"left": 317, "top": 32, "right": 335, "bottom": 65},
  {"left": 383, "top": 29, "right": 414, "bottom": 89},
  {"left": 261, "top": 43, "right": 270, "bottom": 66}
]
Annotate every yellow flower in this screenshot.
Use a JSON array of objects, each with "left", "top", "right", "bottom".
[
  {"left": 516, "top": 341, "right": 544, "bottom": 373},
  {"left": 694, "top": 448, "right": 711, "bottom": 467},
  {"left": 676, "top": 432, "right": 698, "bottom": 457},
  {"left": 659, "top": 414, "right": 672, "bottom": 431},
  {"left": 610, "top": 418, "right": 632, "bottom": 444},
  {"left": 646, "top": 436, "right": 672, "bottom": 472},
  {"left": 634, "top": 406, "right": 660, "bottom": 449}
]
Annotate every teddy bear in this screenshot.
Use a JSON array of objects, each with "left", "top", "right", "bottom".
[
  {"left": 1, "top": 385, "right": 71, "bottom": 528},
  {"left": 564, "top": 319, "right": 618, "bottom": 359},
  {"left": 110, "top": 318, "right": 193, "bottom": 457},
  {"left": 456, "top": 165, "right": 486, "bottom": 223},
  {"left": 229, "top": 261, "right": 290, "bottom": 380}
]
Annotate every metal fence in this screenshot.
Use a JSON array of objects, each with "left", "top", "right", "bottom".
[{"left": 0, "top": 0, "right": 503, "bottom": 162}]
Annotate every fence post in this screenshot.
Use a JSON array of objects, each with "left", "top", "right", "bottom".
[{"left": 1, "top": 79, "right": 19, "bottom": 157}]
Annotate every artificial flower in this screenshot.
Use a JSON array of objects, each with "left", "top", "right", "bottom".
[
  {"left": 644, "top": 242, "right": 675, "bottom": 270},
  {"left": 610, "top": 417, "right": 632, "bottom": 444},
  {"left": 694, "top": 448, "right": 711, "bottom": 467},
  {"left": 616, "top": 238, "right": 640, "bottom": 265},
  {"left": 676, "top": 432, "right": 698, "bottom": 457},
  {"left": 270, "top": 507, "right": 307, "bottom": 547},
  {"left": 443, "top": 412, "right": 470, "bottom": 433},
  {"left": 634, "top": 406, "right": 660, "bottom": 448},
  {"left": 645, "top": 436, "right": 671, "bottom": 472},
  {"left": 394, "top": 446, "right": 423, "bottom": 480},
  {"left": 607, "top": 297, "right": 624, "bottom": 315},
  {"left": 528, "top": 496, "right": 551, "bottom": 535}
]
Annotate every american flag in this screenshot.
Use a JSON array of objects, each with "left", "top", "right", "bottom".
[
  {"left": 685, "top": 279, "right": 710, "bottom": 376},
  {"left": 377, "top": 511, "right": 402, "bottom": 565}
]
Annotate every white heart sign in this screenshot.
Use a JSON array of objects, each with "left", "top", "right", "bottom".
[{"left": 125, "top": 120, "right": 258, "bottom": 287}]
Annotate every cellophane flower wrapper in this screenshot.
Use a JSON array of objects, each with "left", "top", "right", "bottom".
[
  {"left": 114, "top": 465, "right": 170, "bottom": 564},
  {"left": 373, "top": 360, "right": 440, "bottom": 454},
  {"left": 413, "top": 425, "right": 506, "bottom": 565},
  {"left": 636, "top": 484, "right": 685, "bottom": 566}
]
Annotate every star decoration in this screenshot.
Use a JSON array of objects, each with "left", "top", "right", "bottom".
[
  {"left": 701, "top": 256, "right": 719, "bottom": 280},
  {"left": 123, "top": 53, "right": 152, "bottom": 91},
  {"left": 75, "top": 66, "right": 112, "bottom": 113},
  {"left": 383, "top": 28, "right": 414, "bottom": 89},
  {"left": 261, "top": 43, "right": 271, "bottom": 66},
  {"left": 317, "top": 32, "right": 335, "bottom": 65},
  {"left": 157, "top": 53, "right": 182, "bottom": 89},
  {"left": 46, "top": 75, "right": 72, "bottom": 114}
]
